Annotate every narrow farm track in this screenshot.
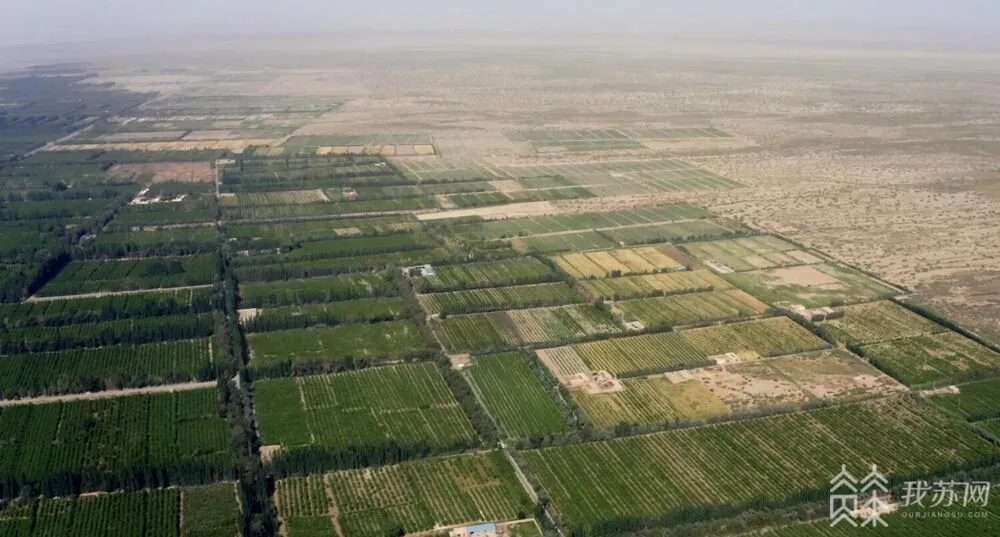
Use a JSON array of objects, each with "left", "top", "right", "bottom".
[
  {"left": 25, "top": 284, "right": 213, "bottom": 302},
  {"left": 0, "top": 380, "right": 216, "bottom": 407}
]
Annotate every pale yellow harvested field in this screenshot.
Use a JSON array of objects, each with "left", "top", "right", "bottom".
[{"left": 552, "top": 245, "right": 685, "bottom": 279}]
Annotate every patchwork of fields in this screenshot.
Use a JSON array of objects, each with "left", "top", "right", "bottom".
[{"left": 3, "top": 98, "right": 997, "bottom": 537}]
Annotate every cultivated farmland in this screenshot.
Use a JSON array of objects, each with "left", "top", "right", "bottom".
[
  {"left": 0, "top": 388, "right": 231, "bottom": 497},
  {"left": 577, "top": 269, "right": 732, "bottom": 300},
  {"left": 247, "top": 320, "right": 432, "bottom": 371},
  {"left": 522, "top": 396, "right": 998, "bottom": 534},
  {"left": 466, "top": 352, "right": 570, "bottom": 437},
  {"left": 432, "top": 304, "right": 621, "bottom": 353},
  {"left": 37, "top": 256, "right": 217, "bottom": 296},
  {"left": 418, "top": 282, "right": 582, "bottom": 315},
  {"left": 560, "top": 316, "right": 828, "bottom": 377},
  {"left": 550, "top": 245, "right": 685, "bottom": 279},
  {"left": 254, "top": 363, "right": 477, "bottom": 452},
  {"left": 242, "top": 297, "right": 403, "bottom": 332},
  {"left": 929, "top": 378, "right": 1000, "bottom": 421},
  {"left": 411, "top": 257, "right": 556, "bottom": 292},
  {"left": 724, "top": 263, "right": 900, "bottom": 308},
  {"left": 614, "top": 289, "right": 768, "bottom": 327},
  {"left": 0, "top": 483, "right": 241, "bottom": 537},
  {"left": 681, "top": 236, "right": 824, "bottom": 273},
  {"left": 818, "top": 300, "right": 943, "bottom": 345},
  {"left": 860, "top": 331, "right": 1000, "bottom": 386},
  {"left": 275, "top": 451, "right": 532, "bottom": 537},
  {"left": 239, "top": 274, "right": 395, "bottom": 307}
]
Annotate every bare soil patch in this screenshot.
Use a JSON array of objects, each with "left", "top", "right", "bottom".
[{"left": 110, "top": 162, "right": 214, "bottom": 183}]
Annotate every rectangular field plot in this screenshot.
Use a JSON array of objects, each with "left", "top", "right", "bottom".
[
  {"left": 432, "top": 304, "right": 621, "bottom": 353},
  {"left": 225, "top": 214, "right": 420, "bottom": 248},
  {"left": 275, "top": 451, "right": 533, "bottom": 537},
  {"left": 37, "top": 255, "right": 217, "bottom": 297},
  {"left": 615, "top": 289, "right": 768, "bottom": 327},
  {"left": 443, "top": 204, "right": 710, "bottom": 242},
  {"left": 511, "top": 231, "right": 617, "bottom": 253},
  {"left": 0, "top": 312, "right": 215, "bottom": 354},
  {"left": 522, "top": 396, "right": 998, "bottom": 534},
  {"left": 578, "top": 269, "right": 732, "bottom": 300},
  {"left": 818, "top": 300, "right": 943, "bottom": 345},
  {"left": 681, "top": 236, "right": 824, "bottom": 273},
  {"left": 239, "top": 274, "right": 395, "bottom": 307},
  {"left": 0, "top": 338, "right": 214, "bottom": 399},
  {"left": 0, "top": 287, "right": 214, "bottom": 328},
  {"left": 220, "top": 197, "right": 438, "bottom": 221},
  {"left": 233, "top": 232, "right": 438, "bottom": 266},
  {"left": 619, "top": 127, "right": 732, "bottom": 139},
  {"left": 929, "top": 378, "right": 1000, "bottom": 421},
  {"left": 725, "top": 263, "right": 901, "bottom": 308},
  {"left": 0, "top": 482, "right": 241, "bottom": 537},
  {"left": 247, "top": 320, "right": 432, "bottom": 371},
  {"left": 860, "top": 332, "right": 1000, "bottom": 386},
  {"left": 573, "top": 375, "right": 729, "bottom": 429},
  {"left": 507, "top": 129, "right": 646, "bottom": 152},
  {"left": 91, "top": 226, "right": 218, "bottom": 257},
  {"left": 553, "top": 316, "right": 828, "bottom": 377},
  {"left": 600, "top": 219, "right": 746, "bottom": 246},
  {"left": 0, "top": 388, "right": 231, "bottom": 496},
  {"left": 550, "top": 245, "right": 685, "bottom": 279},
  {"left": 418, "top": 282, "right": 583, "bottom": 315},
  {"left": 219, "top": 189, "right": 329, "bottom": 207},
  {"left": 467, "top": 352, "right": 570, "bottom": 437},
  {"left": 254, "top": 363, "right": 477, "bottom": 451},
  {"left": 243, "top": 297, "right": 403, "bottom": 332},
  {"left": 411, "top": 257, "right": 556, "bottom": 293}
]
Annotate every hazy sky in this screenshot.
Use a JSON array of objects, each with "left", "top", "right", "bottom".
[{"left": 4, "top": 0, "right": 999, "bottom": 48}]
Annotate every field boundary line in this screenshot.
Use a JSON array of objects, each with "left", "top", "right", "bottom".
[{"left": 0, "top": 381, "right": 216, "bottom": 407}]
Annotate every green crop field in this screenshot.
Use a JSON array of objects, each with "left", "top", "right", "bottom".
[
  {"left": 225, "top": 214, "right": 420, "bottom": 248},
  {"left": 930, "top": 378, "right": 1000, "bottom": 421},
  {"left": 577, "top": 269, "right": 732, "bottom": 300},
  {"left": 411, "top": 257, "right": 556, "bottom": 292},
  {"left": 0, "top": 312, "right": 215, "bottom": 354},
  {"left": 234, "top": 247, "right": 459, "bottom": 283},
  {"left": 600, "top": 218, "right": 745, "bottom": 246},
  {"left": 522, "top": 396, "right": 998, "bottom": 535},
  {"left": 861, "top": 331, "right": 1000, "bottom": 386},
  {"left": 0, "top": 287, "right": 215, "bottom": 328},
  {"left": 0, "top": 338, "right": 214, "bottom": 398},
  {"left": 239, "top": 274, "right": 395, "bottom": 307},
  {"left": 819, "top": 300, "right": 943, "bottom": 345},
  {"left": 275, "top": 451, "right": 533, "bottom": 537},
  {"left": 724, "top": 263, "right": 900, "bottom": 308},
  {"left": 254, "top": 363, "right": 477, "bottom": 451},
  {"left": 0, "top": 482, "right": 241, "bottom": 537},
  {"left": 244, "top": 297, "right": 403, "bottom": 332},
  {"left": 467, "top": 352, "right": 570, "bottom": 437},
  {"left": 38, "top": 256, "right": 217, "bottom": 296},
  {"left": 0, "top": 388, "right": 231, "bottom": 497},
  {"left": 615, "top": 289, "right": 768, "bottom": 327},
  {"left": 432, "top": 304, "right": 621, "bottom": 353},
  {"left": 232, "top": 232, "right": 437, "bottom": 266},
  {"left": 564, "top": 316, "right": 828, "bottom": 377},
  {"left": 443, "top": 205, "right": 710, "bottom": 242},
  {"left": 418, "top": 282, "right": 582, "bottom": 315},
  {"left": 247, "top": 320, "right": 432, "bottom": 371},
  {"left": 511, "top": 230, "right": 617, "bottom": 253},
  {"left": 220, "top": 197, "right": 438, "bottom": 221},
  {"left": 681, "top": 236, "right": 823, "bottom": 272}
]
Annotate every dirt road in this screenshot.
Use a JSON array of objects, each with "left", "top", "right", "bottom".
[{"left": 0, "top": 381, "right": 216, "bottom": 407}]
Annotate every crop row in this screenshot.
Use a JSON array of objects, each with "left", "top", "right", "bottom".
[
  {"left": 0, "top": 388, "right": 232, "bottom": 497},
  {"left": 239, "top": 274, "right": 395, "bottom": 308},
  {"left": 0, "top": 338, "right": 215, "bottom": 399},
  {"left": 467, "top": 352, "right": 570, "bottom": 438},
  {"left": 412, "top": 257, "right": 556, "bottom": 293},
  {"left": 254, "top": 363, "right": 476, "bottom": 450},
  {"left": 0, "top": 312, "right": 216, "bottom": 354},
  {"left": 0, "top": 287, "right": 215, "bottom": 328},
  {"left": 243, "top": 297, "right": 403, "bottom": 333},
  {"left": 615, "top": 289, "right": 768, "bottom": 327},
  {"left": 578, "top": 269, "right": 731, "bottom": 300},
  {"left": 418, "top": 282, "right": 583, "bottom": 315},
  {"left": 433, "top": 304, "right": 621, "bottom": 353},
  {"left": 232, "top": 232, "right": 438, "bottom": 266},
  {"left": 38, "top": 255, "right": 217, "bottom": 297},
  {"left": 522, "top": 396, "right": 999, "bottom": 535}
]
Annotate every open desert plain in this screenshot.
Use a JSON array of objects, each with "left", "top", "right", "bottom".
[{"left": 1, "top": 25, "right": 1000, "bottom": 537}]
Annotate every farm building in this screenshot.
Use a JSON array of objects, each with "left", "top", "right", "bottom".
[{"left": 450, "top": 523, "right": 498, "bottom": 537}]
